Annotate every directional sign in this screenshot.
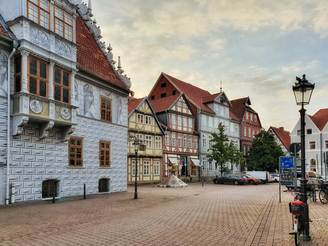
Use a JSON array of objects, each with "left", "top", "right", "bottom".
[
  {"left": 280, "top": 157, "right": 294, "bottom": 169},
  {"left": 199, "top": 161, "right": 202, "bottom": 166}
]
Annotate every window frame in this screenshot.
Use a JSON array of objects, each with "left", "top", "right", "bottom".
[
  {"left": 69, "top": 137, "right": 83, "bottom": 167},
  {"left": 153, "top": 161, "right": 160, "bottom": 175},
  {"left": 309, "top": 141, "right": 316, "bottom": 150},
  {"left": 28, "top": 56, "right": 49, "bottom": 98},
  {"left": 143, "top": 160, "right": 150, "bottom": 175},
  {"left": 99, "top": 141, "right": 111, "bottom": 167},
  {"left": 54, "top": 5, "right": 73, "bottom": 41},
  {"left": 137, "top": 113, "right": 144, "bottom": 124},
  {"left": 54, "top": 66, "right": 70, "bottom": 103},
  {"left": 27, "top": 0, "right": 50, "bottom": 29},
  {"left": 172, "top": 133, "right": 176, "bottom": 147},
  {"left": 145, "top": 135, "right": 152, "bottom": 148},
  {"left": 178, "top": 134, "right": 182, "bottom": 147},
  {"left": 145, "top": 115, "right": 152, "bottom": 125},
  {"left": 155, "top": 136, "right": 161, "bottom": 149},
  {"left": 14, "top": 56, "right": 22, "bottom": 94},
  {"left": 100, "top": 97, "right": 112, "bottom": 123}
]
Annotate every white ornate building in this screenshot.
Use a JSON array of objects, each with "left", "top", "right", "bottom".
[{"left": 0, "top": 0, "right": 132, "bottom": 204}]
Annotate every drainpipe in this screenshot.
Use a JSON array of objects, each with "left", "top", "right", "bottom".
[
  {"left": 6, "top": 47, "right": 16, "bottom": 205},
  {"left": 320, "top": 133, "right": 323, "bottom": 176}
]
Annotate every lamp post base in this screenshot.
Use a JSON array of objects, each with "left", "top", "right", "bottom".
[{"left": 134, "top": 193, "right": 138, "bottom": 199}]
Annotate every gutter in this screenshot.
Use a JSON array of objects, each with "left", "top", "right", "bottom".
[{"left": 6, "top": 41, "right": 18, "bottom": 205}]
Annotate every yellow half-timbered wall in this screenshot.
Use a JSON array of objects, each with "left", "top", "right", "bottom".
[{"left": 128, "top": 99, "right": 164, "bottom": 184}]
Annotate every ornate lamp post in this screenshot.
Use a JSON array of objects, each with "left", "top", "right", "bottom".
[
  {"left": 132, "top": 138, "right": 146, "bottom": 199},
  {"left": 292, "top": 74, "right": 315, "bottom": 241}
]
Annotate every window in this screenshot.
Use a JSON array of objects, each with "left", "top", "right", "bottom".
[
  {"left": 194, "top": 136, "right": 198, "bottom": 149},
  {"left": 172, "top": 90, "right": 176, "bottom": 95},
  {"left": 101, "top": 97, "right": 112, "bottom": 122},
  {"left": 214, "top": 118, "right": 219, "bottom": 128},
  {"left": 230, "top": 123, "right": 233, "bottom": 132},
  {"left": 151, "top": 95, "right": 155, "bottom": 100},
  {"left": 145, "top": 115, "right": 152, "bottom": 125},
  {"left": 250, "top": 113, "right": 253, "bottom": 121},
  {"left": 178, "top": 134, "right": 182, "bottom": 147},
  {"left": 189, "top": 118, "right": 192, "bottom": 128},
  {"left": 252, "top": 129, "right": 255, "bottom": 138},
  {"left": 137, "top": 114, "right": 144, "bottom": 123},
  {"left": 225, "top": 108, "right": 229, "bottom": 116},
  {"left": 145, "top": 135, "right": 152, "bottom": 148},
  {"left": 172, "top": 114, "right": 176, "bottom": 125},
  {"left": 132, "top": 160, "right": 139, "bottom": 176},
  {"left": 189, "top": 136, "right": 192, "bottom": 148},
  {"left": 297, "top": 130, "right": 301, "bottom": 136},
  {"left": 155, "top": 136, "right": 161, "bottom": 149},
  {"left": 209, "top": 160, "right": 213, "bottom": 171},
  {"left": 209, "top": 135, "right": 213, "bottom": 148},
  {"left": 202, "top": 115, "right": 207, "bottom": 126},
  {"left": 248, "top": 127, "right": 251, "bottom": 137},
  {"left": 202, "top": 156, "right": 207, "bottom": 171},
  {"left": 256, "top": 130, "right": 259, "bottom": 134},
  {"left": 307, "top": 129, "right": 312, "bottom": 135},
  {"left": 14, "top": 56, "right": 22, "bottom": 93},
  {"left": 54, "top": 67, "right": 70, "bottom": 103},
  {"left": 247, "top": 145, "right": 250, "bottom": 156},
  {"left": 220, "top": 106, "right": 224, "bottom": 116},
  {"left": 153, "top": 161, "right": 160, "bottom": 175},
  {"left": 178, "top": 116, "right": 182, "bottom": 126},
  {"left": 325, "top": 140, "right": 328, "bottom": 149},
  {"left": 135, "top": 134, "right": 143, "bottom": 146},
  {"left": 255, "top": 115, "right": 257, "bottom": 122},
  {"left": 161, "top": 93, "right": 166, "bottom": 98},
  {"left": 243, "top": 145, "right": 246, "bottom": 156},
  {"left": 165, "top": 135, "right": 170, "bottom": 146},
  {"left": 54, "top": 6, "right": 73, "bottom": 41},
  {"left": 172, "top": 133, "right": 176, "bottom": 147},
  {"left": 246, "top": 112, "right": 249, "bottom": 120},
  {"left": 235, "top": 125, "right": 238, "bottom": 133},
  {"left": 208, "top": 117, "right": 213, "bottom": 127},
  {"left": 183, "top": 135, "right": 187, "bottom": 147},
  {"left": 28, "top": 57, "right": 48, "bottom": 97},
  {"left": 202, "top": 135, "right": 207, "bottom": 148},
  {"left": 161, "top": 83, "right": 166, "bottom": 88},
  {"left": 309, "top": 141, "right": 316, "bottom": 150},
  {"left": 244, "top": 126, "right": 247, "bottom": 137},
  {"left": 183, "top": 117, "right": 187, "bottom": 127},
  {"left": 178, "top": 101, "right": 182, "bottom": 107},
  {"left": 143, "top": 160, "right": 150, "bottom": 175},
  {"left": 183, "top": 103, "right": 187, "bottom": 108},
  {"left": 28, "top": 0, "right": 50, "bottom": 29},
  {"left": 214, "top": 104, "right": 219, "bottom": 112},
  {"left": 99, "top": 141, "right": 110, "bottom": 167},
  {"left": 69, "top": 138, "right": 83, "bottom": 166}
]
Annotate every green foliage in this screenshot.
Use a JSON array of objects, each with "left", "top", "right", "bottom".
[
  {"left": 207, "top": 123, "right": 244, "bottom": 177},
  {"left": 247, "top": 130, "right": 284, "bottom": 172}
]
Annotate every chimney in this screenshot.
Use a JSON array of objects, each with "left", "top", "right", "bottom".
[{"left": 279, "top": 127, "right": 284, "bottom": 131}]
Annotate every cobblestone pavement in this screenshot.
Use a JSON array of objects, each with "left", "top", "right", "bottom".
[{"left": 0, "top": 182, "right": 328, "bottom": 246}]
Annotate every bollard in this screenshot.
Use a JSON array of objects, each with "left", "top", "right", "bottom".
[
  {"left": 52, "top": 184, "right": 56, "bottom": 203},
  {"left": 84, "top": 184, "right": 86, "bottom": 199},
  {"left": 202, "top": 179, "right": 204, "bottom": 187}
]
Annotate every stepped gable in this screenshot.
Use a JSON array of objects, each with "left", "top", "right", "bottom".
[
  {"left": 128, "top": 97, "right": 144, "bottom": 115},
  {"left": 164, "top": 73, "right": 214, "bottom": 114},
  {"left": 76, "top": 14, "right": 127, "bottom": 90},
  {"left": 150, "top": 94, "right": 180, "bottom": 113},
  {"left": 269, "top": 126, "right": 290, "bottom": 149},
  {"left": 309, "top": 108, "right": 328, "bottom": 131}
]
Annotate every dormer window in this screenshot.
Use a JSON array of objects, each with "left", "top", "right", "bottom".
[
  {"left": 28, "top": 0, "right": 50, "bottom": 29},
  {"left": 55, "top": 6, "right": 73, "bottom": 41}
]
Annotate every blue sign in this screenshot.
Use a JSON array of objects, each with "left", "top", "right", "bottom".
[
  {"left": 199, "top": 162, "right": 201, "bottom": 166},
  {"left": 280, "top": 157, "right": 294, "bottom": 168},
  {"left": 184, "top": 161, "right": 186, "bottom": 165}
]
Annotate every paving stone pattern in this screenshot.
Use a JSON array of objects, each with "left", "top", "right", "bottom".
[{"left": 0, "top": 183, "right": 327, "bottom": 245}]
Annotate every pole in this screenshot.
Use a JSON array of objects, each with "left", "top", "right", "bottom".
[
  {"left": 300, "top": 105, "right": 311, "bottom": 241},
  {"left": 294, "top": 145, "right": 297, "bottom": 190},
  {"left": 279, "top": 157, "right": 281, "bottom": 203},
  {"left": 52, "top": 184, "right": 56, "bottom": 203},
  {"left": 134, "top": 149, "right": 138, "bottom": 199},
  {"left": 84, "top": 183, "right": 86, "bottom": 199}
]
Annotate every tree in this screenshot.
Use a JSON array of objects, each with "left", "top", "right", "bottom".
[
  {"left": 247, "top": 130, "right": 284, "bottom": 172},
  {"left": 207, "top": 123, "right": 244, "bottom": 177}
]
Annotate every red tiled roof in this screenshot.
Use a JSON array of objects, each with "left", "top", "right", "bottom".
[
  {"left": 269, "top": 126, "right": 290, "bottom": 150},
  {"left": 128, "top": 97, "right": 144, "bottom": 115},
  {"left": 163, "top": 73, "right": 214, "bottom": 114},
  {"left": 76, "top": 15, "right": 127, "bottom": 90},
  {"left": 230, "top": 97, "right": 250, "bottom": 119},
  {"left": 202, "top": 93, "right": 222, "bottom": 104},
  {"left": 309, "top": 108, "right": 328, "bottom": 131},
  {"left": 229, "top": 111, "right": 240, "bottom": 122},
  {"left": 149, "top": 94, "right": 179, "bottom": 113},
  {"left": 0, "top": 22, "right": 10, "bottom": 38}
]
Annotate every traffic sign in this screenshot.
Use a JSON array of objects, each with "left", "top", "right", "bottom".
[
  {"left": 280, "top": 156, "right": 294, "bottom": 169},
  {"left": 289, "top": 143, "right": 300, "bottom": 154}
]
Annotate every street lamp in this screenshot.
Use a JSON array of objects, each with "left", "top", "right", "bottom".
[
  {"left": 292, "top": 74, "right": 315, "bottom": 241},
  {"left": 132, "top": 138, "right": 146, "bottom": 199}
]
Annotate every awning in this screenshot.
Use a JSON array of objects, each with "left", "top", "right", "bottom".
[
  {"left": 168, "top": 157, "right": 178, "bottom": 166},
  {"left": 191, "top": 159, "right": 201, "bottom": 166}
]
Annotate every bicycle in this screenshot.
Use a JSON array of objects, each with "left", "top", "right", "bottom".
[
  {"left": 318, "top": 180, "right": 328, "bottom": 204},
  {"left": 289, "top": 200, "right": 304, "bottom": 245}
]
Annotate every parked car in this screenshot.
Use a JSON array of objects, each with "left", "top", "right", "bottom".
[
  {"left": 213, "top": 174, "right": 247, "bottom": 185},
  {"left": 236, "top": 173, "right": 261, "bottom": 185},
  {"left": 270, "top": 173, "right": 279, "bottom": 182},
  {"left": 244, "top": 171, "right": 269, "bottom": 184},
  {"left": 268, "top": 174, "right": 275, "bottom": 183},
  {"left": 285, "top": 171, "right": 323, "bottom": 189}
]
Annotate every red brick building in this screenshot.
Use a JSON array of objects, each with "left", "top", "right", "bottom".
[{"left": 230, "top": 97, "right": 262, "bottom": 170}]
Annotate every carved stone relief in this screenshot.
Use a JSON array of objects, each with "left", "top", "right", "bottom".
[
  {"left": 0, "top": 51, "right": 8, "bottom": 97},
  {"left": 61, "top": 108, "right": 71, "bottom": 120},
  {"left": 55, "top": 39, "right": 72, "bottom": 59},
  {"left": 83, "top": 84, "right": 94, "bottom": 118},
  {"left": 30, "top": 100, "right": 43, "bottom": 114},
  {"left": 116, "top": 95, "right": 123, "bottom": 125},
  {"left": 30, "top": 27, "right": 50, "bottom": 49}
]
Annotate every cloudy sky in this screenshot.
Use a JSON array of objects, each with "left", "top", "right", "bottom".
[{"left": 89, "top": 0, "right": 328, "bottom": 131}]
